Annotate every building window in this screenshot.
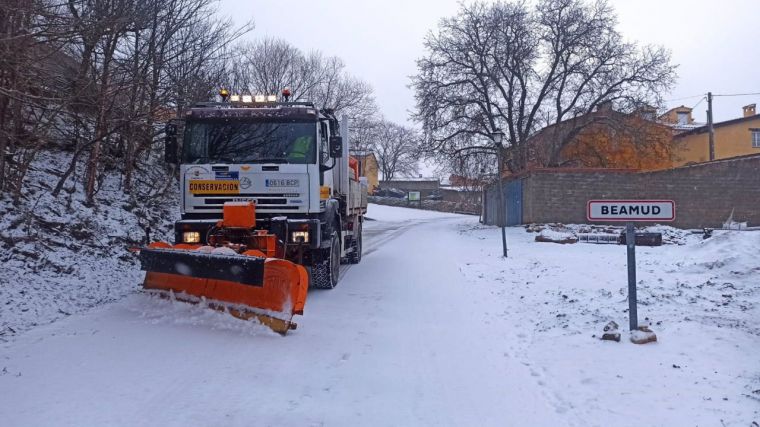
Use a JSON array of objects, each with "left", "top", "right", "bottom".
[
  {"left": 677, "top": 111, "right": 688, "bottom": 125},
  {"left": 753, "top": 129, "right": 760, "bottom": 148}
]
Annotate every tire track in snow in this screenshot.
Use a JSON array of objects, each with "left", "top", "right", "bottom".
[{"left": 339, "top": 218, "right": 437, "bottom": 278}]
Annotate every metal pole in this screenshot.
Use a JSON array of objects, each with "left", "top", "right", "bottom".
[
  {"left": 496, "top": 146, "right": 508, "bottom": 258},
  {"left": 707, "top": 91, "right": 715, "bottom": 161},
  {"left": 626, "top": 222, "right": 638, "bottom": 331}
]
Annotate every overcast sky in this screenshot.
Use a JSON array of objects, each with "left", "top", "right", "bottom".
[{"left": 219, "top": 0, "right": 759, "bottom": 125}]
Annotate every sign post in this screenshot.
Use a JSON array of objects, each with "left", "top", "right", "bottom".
[
  {"left": 625, "top": 222, "right": 637, "bottom": 331},
  {"left": 587, "top": 200, "right": 675, "bottom": 331}
]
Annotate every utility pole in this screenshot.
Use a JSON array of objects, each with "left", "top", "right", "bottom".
[
  {"left": 491, "top": 130, "right": 508, "bottom": 258},
  {"left": 707, "top": 91, "right": 715, "bottom": 161}
]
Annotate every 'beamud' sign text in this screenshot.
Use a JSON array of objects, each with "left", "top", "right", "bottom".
[{"left": 587, "top": 200, "right": 675, "bottom": 222}]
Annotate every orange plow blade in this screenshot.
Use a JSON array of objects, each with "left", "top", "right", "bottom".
[{"left": 139, "top": 243, "right": 308, "bottom": 335}]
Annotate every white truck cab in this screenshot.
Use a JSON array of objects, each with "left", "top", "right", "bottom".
[{"left": 164, "top": 99, "right": 367, "bottom": 288}]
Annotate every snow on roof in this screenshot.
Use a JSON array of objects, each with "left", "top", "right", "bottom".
[
  {"left": 667, "top": 122, "right": 705, "bottom": 131},
  {"left": 440, "top": 185, "right": 480, "bottom": 192},
  {"left": 384, "top": 176, "right": 440, "bottom": 182}
]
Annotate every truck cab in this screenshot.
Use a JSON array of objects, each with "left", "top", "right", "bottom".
[{"left": 164, "top": 97, "right": 367, "bottom": 288}]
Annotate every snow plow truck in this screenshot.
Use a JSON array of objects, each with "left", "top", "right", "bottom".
[{"left": 138, "top": 89, "right": 368, "bottom": 334}]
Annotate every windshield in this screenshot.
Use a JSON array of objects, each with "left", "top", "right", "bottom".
[{"left": 182, "top": 120, "right": 317, "bottom": 164}]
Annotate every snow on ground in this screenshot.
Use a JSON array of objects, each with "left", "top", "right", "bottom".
[
  {"left": 0, "top": 203, "right": 758, "bottom": 426},
  {"left": 0, "top": 151, "right": 176, "bottom": 340},
  {"left": 455, "top": 222, "right": 759, "bottom": 426},
  {"left": 366, "top": 202, "right": 463, "bottom": 221}
]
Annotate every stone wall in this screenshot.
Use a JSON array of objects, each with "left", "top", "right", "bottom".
[{"left": 486, "top": 154, "right": 760, "bottom": 228}]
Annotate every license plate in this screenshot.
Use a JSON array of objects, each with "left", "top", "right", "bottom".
[{"left": 265, "top": 179, "right": 299, "bottom": 187}]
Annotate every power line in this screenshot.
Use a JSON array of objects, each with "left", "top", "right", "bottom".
[
  {"left": 664, "top": 94, "right": 705, "bottom": 102},
  {"left": 691, "top": 96, "right": 706, "bottom": 110},
  {"left": 666, "top": 92, "right": 760, "bottom": 103},
  {"left": 712, "top": 92, "right": 760, "bottom": 97}
]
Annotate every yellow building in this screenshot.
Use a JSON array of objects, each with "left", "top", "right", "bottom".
[
  {"left": 660, "top": 105, "right": 698, "bottom": 128},
  {"left": 671, "top": 104, "right": 760, "bottom": 166},
  {"left": 352, "top": 152, "right": 379, "bottom": 194}
]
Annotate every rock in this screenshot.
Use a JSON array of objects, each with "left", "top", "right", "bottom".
[
  {"left": 630, "top": 326, "right": 657, "bottom": 344},
  {"left": 525, "top": 223, "right": 545, "bottom": 233},
  {"left": 534, "top": 229, "right": 578, "bottom": 244},
  {"left": 601, "top": 321, "right": 620, "bottom": 342}
]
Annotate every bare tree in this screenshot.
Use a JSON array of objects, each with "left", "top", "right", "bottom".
[
  {"left": 309, "top": 56, "right": 377, "bottom": 120},
  {"left": 373, "top": 121, "right": 420, "bottom": 181},
  {"left": 229, "top": 38, "right": 321, "bottom": 99},
  {"left": 0, "top": 0, "right": 253, "bottom": 205},
  {"left": 438, "top": 149, "right": 494, "bottom": 191},
  {"left": 349, "top": 116, "right": 381, "bottom": 155},
  {"left": 0, "top": 0, "right": 75, "bottom": 202},
  {"left": 412, "top": 0, "right": 676, "bottom": 172},
  {"left": 227, "top": 38, "right": 377, "bottom": 120}
]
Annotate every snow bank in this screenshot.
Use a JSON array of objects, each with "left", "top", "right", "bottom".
[
  {"left": 536, "top": 228, "right": 577, "bottom": 243},
  {"left": 366, "top": 203, "right": 463, "bottom": 221},
  {"left": 678, "top": 229, "right": 760, "bottom": 274},
  {"left": 0, "top": 151, "right": 177, "bottom": 339}
]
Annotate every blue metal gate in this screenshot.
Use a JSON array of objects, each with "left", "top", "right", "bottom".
[
  {"left": 506, "top": 179, "right": 523, "bottom": 226},
  {"left": 483, "top": 179, "right": 523, "bottom": 226}
]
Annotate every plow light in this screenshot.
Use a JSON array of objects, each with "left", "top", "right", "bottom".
[
  {"left": 230, "top": 94, "right": 240, "bottom": 102},
  {"left": 183, "top": 231, "right": 201, "bottom": 244},
  {"left": 291, "top": 231, "right": 309, "bottom": 243},
  {"left": 266, "top": 95, "right": 277, "bottom": 102},
  {"left": 254, "top": 95, "right": 266, "bottom": 103},
  {"left": 242, "top": 95, "right": 253, "bottom": 103}
]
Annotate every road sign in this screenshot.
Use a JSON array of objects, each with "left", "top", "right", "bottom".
[
  {"left": 408, "top": 191, "right": 421, "bottom": 201},
  {"left": 587, "top": 200, "right": 675, "bottom": 222},
  {"left": 587, "top": 199, "right": 675, "bottom": 333}
]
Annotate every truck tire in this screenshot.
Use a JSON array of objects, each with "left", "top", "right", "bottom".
[
  {"left": 311, "top": 231, "right": 340, "bottom": 289},
  {"left": 347, "top": 224, "right": 362, "bottom": 264}
]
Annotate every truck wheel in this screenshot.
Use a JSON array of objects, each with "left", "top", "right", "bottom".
[
  {"left": 347, "top": 224, "right": 362, "bottom": 264},
  {"left": 311, "top": 231, "right": 340, "bottom": 289}
]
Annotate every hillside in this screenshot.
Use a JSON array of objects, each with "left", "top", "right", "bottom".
[{"left": 0, "top": 151, "right": 178, "bottom": 339}]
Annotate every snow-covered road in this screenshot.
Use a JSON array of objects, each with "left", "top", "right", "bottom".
[
  {"left": 0, "top": 206, "right": 559, "bottom": 426},
  {"left": 1, "top": 204, "right": 758, "bottom": 426}
]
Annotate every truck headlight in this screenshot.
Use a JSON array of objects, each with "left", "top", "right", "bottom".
[
  {"left": 291, "top": 231, "right": 309, "bottom": 243},
  {"left": 183, "top": 231, "right": 201, "bottom": 243}
]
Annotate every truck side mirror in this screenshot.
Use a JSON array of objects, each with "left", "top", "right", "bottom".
[
  {"left": 164, "top": 123, "right": 178, "bottom": 164},
  {"left": 329, "top": 135, "right": 343, "bottom": 158}
]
